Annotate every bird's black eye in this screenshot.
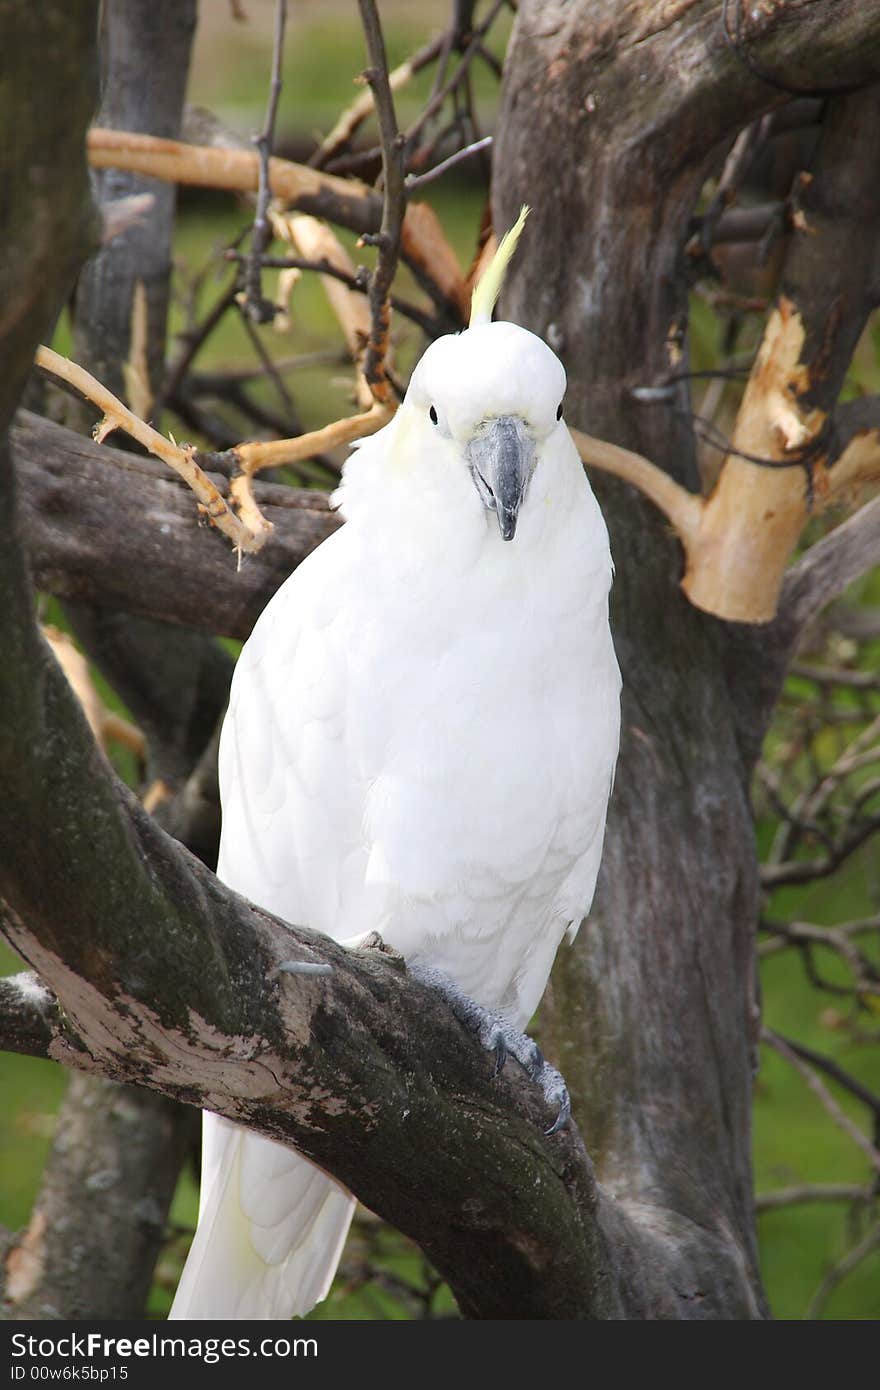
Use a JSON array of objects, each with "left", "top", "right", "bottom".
[
  {"left": 429, "top": 405, "right": 438, "bottom": 425},
  {"left": 556, "top": 402, "right": 564, "bottom": 421}
]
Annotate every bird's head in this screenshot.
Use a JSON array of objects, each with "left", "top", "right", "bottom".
[
  {"left": 403, "top": 319, "right": 567, "bottom": 542},
  {"left": 338, "top": 206, "right": 582, "bottom": 548}
]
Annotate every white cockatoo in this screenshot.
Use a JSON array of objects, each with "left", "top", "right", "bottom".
[{"left": 169, "top": 210, "right": 621, "bottom": 1320}]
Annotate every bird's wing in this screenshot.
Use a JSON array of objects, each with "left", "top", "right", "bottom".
[
  {"left": 216, "top": 527, "right": 371, "bottom": 940},
  {"left": 172, "top": 531, "right": 366, "bottom": 1322}
]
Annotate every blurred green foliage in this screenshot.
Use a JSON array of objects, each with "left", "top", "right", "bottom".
[{"left": 2, "top": 0, "right": 878, "bottom": 1321}]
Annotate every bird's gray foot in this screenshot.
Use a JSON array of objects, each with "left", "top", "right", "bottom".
[{"left": 408, "top": 960, "right": 571, "bottom": 1135}]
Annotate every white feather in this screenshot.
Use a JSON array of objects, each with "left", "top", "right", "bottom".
[{"left": 170, "top": 319, "right": 620, "bottom": 1320}]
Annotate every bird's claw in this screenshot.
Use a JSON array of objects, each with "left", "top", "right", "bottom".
[
  {"left": 492, "top": 1020, "right": 570, "bottom": 1135},
  {"left": 409, "top": 959, "right": 571, "bottom": 1134},
  {"left": 483, "top": 1024, "right": 507, "bottom": 1077},
  {"left": 541, "top": 1067, "right": 571, "bottom": 1135}
]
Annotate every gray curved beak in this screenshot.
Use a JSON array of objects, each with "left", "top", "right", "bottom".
[{"left": 465, "top": 415, "right": 536, "bottom": 542}]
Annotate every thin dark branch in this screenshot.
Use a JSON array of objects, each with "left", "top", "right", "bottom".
[
  {"left": 308, "top": 29, "right": 448, "bottom": 172},
  {"left": 769, "top": 1032, "right": 880, "bottom": 1121},
  {"left": 405, "top": 135, "right": 492, "bottom": 192},
  {"left": 696, "top": 118, "right": 769, "bottom": 260},
  {"left": 160, "top": 276, "right": 240, "bottom": 414},
  {"left": 190, "top": 350, "right": 345, "bottom": 385},
  {"left": 235, "top": 298, "right": 302, "bottom": 434},
  {"left": 762, "top": 1030, "right": 880, "bottom": 1173},
  {"left": 166, "top": 391, "right": 242, "bottom": 453},
  {"left": 756, "top": 1183, "right": 875, "bottom": 1213},
  {"left": 357, "top": 0, "right": 406, "bottom": 403},
  {"left": 758, "top": 918, "right": 880, "bottom": 1005},
  {"left": 405, "top": 0, "right": 507, "bottom": 155},
  {"left": 761, "top": 812, "right": 880, "bottom": 888},
  {"left": 242, "top": 0, "right": 287, "bottom": 324},
  {"left": 226, "top": 249, "right": 451, "bottom": 337},
  {"left": 806, "top": 1222, "right": 880, "bottom": 1319},
  {"left": 790, "top": 663, "right": 880, "bottom": 691}
]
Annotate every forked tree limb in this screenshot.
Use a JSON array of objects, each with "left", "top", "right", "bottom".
[
  {"left": 34, "top": 346, "right": 261, "bottom": 552},
  {"left": 34, "top": 343, "right": 390, "bottom": 556}
]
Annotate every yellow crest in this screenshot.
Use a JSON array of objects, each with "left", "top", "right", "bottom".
[{"left": 469, "top": 205, "right": 530, "bottom": 328}]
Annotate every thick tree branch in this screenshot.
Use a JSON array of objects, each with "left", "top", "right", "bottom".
[
  {"left": 774, "top": 492, "right": 880, "bottom": 650},
  {"left": 35, "top": 346, "right": 262, "bottom": 553},
  {"left": 13, "top": 410, "right": 338, "bottom": 639},
  {"left": 0, "top": 973, "right": 62, "bottom": 1061}
]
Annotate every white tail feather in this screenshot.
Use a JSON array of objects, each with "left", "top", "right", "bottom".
[{"left": 169, "top": 1114, "right": 355, "bottom": 1320}]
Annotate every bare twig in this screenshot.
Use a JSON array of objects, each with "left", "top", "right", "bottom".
[
  {"left": 405, "top": 0, "right": 507, "bottom": 156},
  {"left": 35, "top": 346, "right": 264, "bottom": 554},
  {"left": 269, "top": 209, "right": 375, "bottom": 409},
  {"left": 310, "top": 30, "right": 447, "bottom": 170},
  {"left": 101, "top": 193, "right": 155, "bottom": 244},
  {"left": 357, "top": 0, "right": 406, "bottom": 404},
  {"left": 697, "top": 119, "right": 769, "bottom": 258},
  {"left": 756, "top": 1183, "right": 875, "bottom": 1214},
  {"left": 759, "top": 918, "right": 880, "bottom": 1004},
  {"left": 242, "top": 0, "right": 287, "bottom": 323},
  {"left": 790, "top": 663, "right": 880, "bottom": 690},
  {"left": 235, "top": 296, "right": 302, "bottom": 433},
  {"left": 762, "top": 1028, "right": 880, "bottom": 1174},
  {"left": 805, "top": 1221, "right": 880, "bottom": 1319},
  {"left": 88, "top": 128, "right": 471, "bottom": 330},
  {"left": 227, "top": 401, "right": 393, "bottom": 538},
  {"left": 405, "top": 135, "right": 492, "bottom": 192},
  {"left": 187, "top": 349, "right": 345, "bottom": 385},
  {"left": 232, "top": 400, "right": 391, "bottom": 477},
  {"left": 229, "top": 249, "right": 447, "bottom": 337},
  {"left": 160, "top": 276, "right": 240, "bottom": 415},
  {"left": 761, "top": 814, "right": 880, "bottom": 888}
]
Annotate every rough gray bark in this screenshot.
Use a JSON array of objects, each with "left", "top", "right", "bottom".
[
  {"left": 3, "top": 0, "right": 204, "bottom": 1322},
  {"left": 71, "top": 0, "right": 197, "bottom": 405},
  {"left": 3, "top": 1075, "right": 193, "bottom": 1319},
  {"left": 13, "top": 409, "right": 339, "bottom": 639},
  {"left": 496, "top": 0, "right": 880, "bottom": 1318}
]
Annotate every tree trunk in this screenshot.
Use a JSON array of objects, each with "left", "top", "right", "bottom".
[
  {"left": 495, "top": 0, "right": 880, "bottom": 1316},
  {"left": 3, "top": 0, "right": 203, "bottom": 1321}
]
